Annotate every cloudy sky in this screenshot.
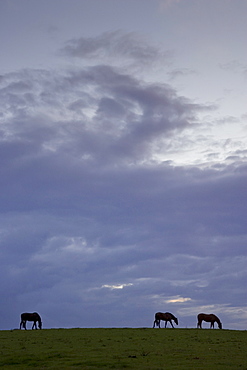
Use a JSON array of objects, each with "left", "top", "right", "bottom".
[{"left": 0, "top": 0, "right": 246, "bottom": 330}]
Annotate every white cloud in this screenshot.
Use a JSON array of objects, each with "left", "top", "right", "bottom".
[
  {"left": 165, "top": 296, "right": 192, "bottom": 303},
  {"left": 101, "top": 283, "right": 133, "bottom": 290}
]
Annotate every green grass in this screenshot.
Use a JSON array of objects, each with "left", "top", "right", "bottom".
[{"left": 0, "top": 328, "right": 246, "bottom": 369}]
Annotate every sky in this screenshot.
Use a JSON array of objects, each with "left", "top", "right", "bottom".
[{"left": 0, "top": 0, "right": 246, "bottom": 330}]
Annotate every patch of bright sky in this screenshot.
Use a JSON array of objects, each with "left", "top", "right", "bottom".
[
  {"left": 165, "top": 296, "right": 192, "bottom": 303},
  {"left": 151, "top": 294, "right": 193, "bottom": 305},
  {"left": 102, "top": 283, "right": 133, "bottom": 290}
]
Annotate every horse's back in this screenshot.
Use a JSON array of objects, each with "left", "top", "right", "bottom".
[
  {"left": 155, "top": 312, "right": 166, "bottom": 320},
  {"left": 21, "top": 312, "right": 41, "bottom": 321},
  {"left": 21, "top": 312, "right": 29, "bottom": 320},
  {"left": 197, "top": 313, "right": 206, "bottom": 320},
  {"left": 155, "top": 312, "right": 173, "bottom": 320},
  {"left": 198, "top": 313, "right": 217, "bottom": 321}
]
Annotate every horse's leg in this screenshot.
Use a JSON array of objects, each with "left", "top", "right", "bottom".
[
  {"left": 165, "top": 321, "right": 167, "bottom": 328},
  {"left": 170, "top": 320, "right": 174, "bottom": 328},
  {"left": 32, "top": 321, "right": 37, "bottom": 330},
  {"left": 20, "top": 320, "right": 23, "bottom": 330},
  {"left": 153, "top": 320, "right": 157, "bottom": 328},
  {"left": 197, "top": 320, "right": 201, "bottom": 328}
]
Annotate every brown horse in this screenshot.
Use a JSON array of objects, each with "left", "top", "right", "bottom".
[
  {"left": 197, "top": 313, "right": 222, "bottom": 329},
  {"left": 20, "top": 312, "right": 42, "bottom": 330},
  {"left": 153, "top": 312, "right": 178, "bottom": 328}
]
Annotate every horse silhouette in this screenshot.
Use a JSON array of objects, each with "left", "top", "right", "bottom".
[
  {"left": 20, "top": 312, "right": 42, "bottom": 330},
  {"left": 197, "top": 313, "right": 222, "bottom": 329},
  {"left": 153, "top": 312, "right": 178, "bottom": 328}
]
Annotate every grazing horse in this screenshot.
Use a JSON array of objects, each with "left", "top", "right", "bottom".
[
  {"left": 20, "top": 312, "right": 42, "bottom": 330},
  {"left": 153, "top": 312, "right": 178, "bottom": 328},
  {"left": 197, "top": 313, "right": 222, "bottom": 329}
]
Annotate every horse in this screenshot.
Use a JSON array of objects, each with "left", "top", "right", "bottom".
[
  {"left": 20, "top": 312, "right": 42, "bottom": 330},
  {"left": 153, "top": 312, "right": 178, "bottom": 328},
  {"left": 197, "top": 313, "right": 222, "bottom": 329}
]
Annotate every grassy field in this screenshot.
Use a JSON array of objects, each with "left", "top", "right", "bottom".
[{"left": 0, "top": 328, "right": 246, "bottom": 369}]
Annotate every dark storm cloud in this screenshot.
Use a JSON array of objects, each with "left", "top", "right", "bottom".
[
  {"left": 0, "top": 65, "right": 200, "bottom": 168},
  {"left": 0, "top": 39, "right": 246, "bottom": 330}
]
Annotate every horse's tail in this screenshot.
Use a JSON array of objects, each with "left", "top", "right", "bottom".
[{"left": 154, "top": 312, "right": 160, "bottom": 320}]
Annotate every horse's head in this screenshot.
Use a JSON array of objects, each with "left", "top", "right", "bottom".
[
  {"left": 174, "top": 317, "right": 178, "bottom": 325},
  {"left": 218, "top": 321, "right": 222, "bottom": 329},
  {"left": 38, "top": 321, "right": 42, "bottom": 329}
]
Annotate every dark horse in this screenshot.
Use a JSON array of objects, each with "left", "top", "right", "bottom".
[
  {"left": 153, "top": 312, "right": 178, "bottom": 328},
  {"left": 197, "top": 313, "right": 222, "bottom": 329},
  {"left": 20, "top": 312, "right": 42, "bottom": 330}
]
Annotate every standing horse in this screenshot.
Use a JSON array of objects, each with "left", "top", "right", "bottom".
[
  {"left": 153, "top": 312, "right": 178, "bottom": 328},
  {"left": 197, "top": 313, "right": 222, "bottom": 329},
  {"left": 20, "top": 312, "right": 42, "bottom": 330}
]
